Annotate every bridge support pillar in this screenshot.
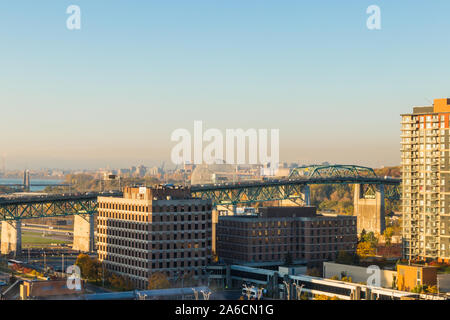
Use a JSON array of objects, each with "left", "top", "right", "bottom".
[
  {"left": 353, "top": 184, "right": 385, "bottom": 235},
  {"left": 73, "top": 214, "right": 95, "bottom": 252},
  {"left": 1, "top": 220, "right": 22, "bottom": 256}
]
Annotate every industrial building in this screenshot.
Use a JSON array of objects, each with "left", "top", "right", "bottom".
[
  {"left": 401, "top": 98, "right": 450, "bottom": 262},
  {"left": 97, "top": 186, "right": 213, "bottom": 289},
  {"left": 216, "top": 206, "right": 357, "bottom": 266}
]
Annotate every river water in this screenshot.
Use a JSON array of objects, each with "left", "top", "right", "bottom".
[{"left": 0, "top": 178, "right": 63, "bottom": 192}]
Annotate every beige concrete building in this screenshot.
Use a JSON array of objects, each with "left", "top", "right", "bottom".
[
  {"left": 97, "top": 186, "right": 212, "bottom": 289},
  {"left": 401, "top": 98, "right": 450, "bottom": 262}
]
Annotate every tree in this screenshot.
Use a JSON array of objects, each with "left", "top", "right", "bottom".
[
  {"left": 383, "top": 227, "right": 394, "bottom": 246},
  {"left": 412, "top": 285, "right": 425, "bottom": 294},
  {"left": 109, "top": 273, "right": 133, "bottom": 291},
  {"left": 314, "top": 294, "right": 340, "bottom": 300},
  {"left": 75, "top": 253, "right": 102, "bottom": 282},
  {"left": 341, "top": 276, "right": 352, "bottom": 283},
  {"left": 359, "top": 229, "right": 367, "bottom": 242},
  {"left": 357, "top": 241, "right": 376, "bottom": 258},
  {"left": 362, "top": 231, "right": 378, "bottom": 247},
  {"left": 148, "top": 272, "right": 171, "bottom": 290},
  {"left": 426, "top": 285, "right": 438, "bottom": 294}
]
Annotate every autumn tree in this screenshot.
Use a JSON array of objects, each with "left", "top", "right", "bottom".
[
  {"left": 426, "top": 285, "right": 438, "bottom": 294},
  {"left": 359, "top": 229, "right": 367, "bottom": 242},
  {"left": 383, "top": 227, "right": 394, "bottom": 246},
  {"left": 314, "top": 294, "right": 340, "bottom": 300},
  {"left": 362, "top": 231, "right": 378, "bottom": 247},
  {"left": 357, "top": 241, "right": 376, "bottom": 258},
  {"left": 148, "top": 272, "right": 171, "bottom": 290},
  {"left": 109, "top": 273, "right": 133, "bottom": 291},
  {"left": 75, "top": 253, "right": 102, "bottom": 282}
]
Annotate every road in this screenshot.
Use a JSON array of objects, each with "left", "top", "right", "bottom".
[{"left": 22, "top": 225, "right": 73, "bottom": 236}]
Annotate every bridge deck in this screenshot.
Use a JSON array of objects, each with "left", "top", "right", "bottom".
[
  {"left": 191, "top": 176, "right": 400, "bottom": 192},
  {"left": 0, "top": 175, "right": 400, "bottom": 220}
]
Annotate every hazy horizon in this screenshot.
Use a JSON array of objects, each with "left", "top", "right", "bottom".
[{"left": 2, "top": 1, "right": 450, "bottom": 170}]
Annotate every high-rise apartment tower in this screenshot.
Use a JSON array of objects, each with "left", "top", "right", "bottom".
[{"left": 401, "top": 98, "right": 450, "bottom": 262}]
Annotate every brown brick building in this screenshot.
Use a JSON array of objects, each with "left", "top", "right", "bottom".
[
  {"left": 97, "top": 186, "right": 212, "bottom": 289},
  {"left": 216, "top": 207, "right": 357, "bottom": 266}
]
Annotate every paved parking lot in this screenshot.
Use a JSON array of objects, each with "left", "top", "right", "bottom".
[{"left": 438, "top": 274, "right": 450, "bottom": 293}]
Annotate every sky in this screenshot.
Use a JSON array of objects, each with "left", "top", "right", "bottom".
[{"left": 1, "top": 0, "right": 450, "bottom": 170}]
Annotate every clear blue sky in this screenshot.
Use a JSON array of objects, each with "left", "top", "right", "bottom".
[{"left": 1, "top": 1, "right": 449, "bottom": 170}]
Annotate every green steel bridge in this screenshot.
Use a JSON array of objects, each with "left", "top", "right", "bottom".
[
  {"left": 0, "top": 165, "right": 401, "bottom": 221},
  {"left": 191, "top": 165, "right": 400, "bottom": 206}
]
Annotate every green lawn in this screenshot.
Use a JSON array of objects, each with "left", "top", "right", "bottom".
[
  {"left": 22, "top": 232, "right": 70, "bottom": 247},
  {"left": 0, "top": 230, "right": 71, "bottom": 248}
]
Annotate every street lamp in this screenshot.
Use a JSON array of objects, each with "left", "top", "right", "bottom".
[
  {"left": 242, "top": 284, "right": 254, "bottom": 300},
  {"left": 257, "top": 287, "right": 264, "bottom": 300},
  {"left": 293, "top": 283, "right": 304, "bottom": 300},
  {"left": 201, "top": 290, "right": 212, "bottom": 300},
  {"left": 192, "top": 288, "right": 199, "bottom": 300},
  {"left": 283, "top": 281, "right": 291, "bottom": 300}
]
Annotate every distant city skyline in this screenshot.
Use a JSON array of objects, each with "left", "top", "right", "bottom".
[{"left": 1, "top": 1, "right": 450, "bottom": 170}]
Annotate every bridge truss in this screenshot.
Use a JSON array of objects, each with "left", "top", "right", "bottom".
[
  {"left": 0, "top": 166, "right": 401, "bottom": 220},
  {"left": 192, "top": 165, "right": 401, "bottom": 206},
  {"left": 0, "top": 195, "right": 100, "bottom": 221}
]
